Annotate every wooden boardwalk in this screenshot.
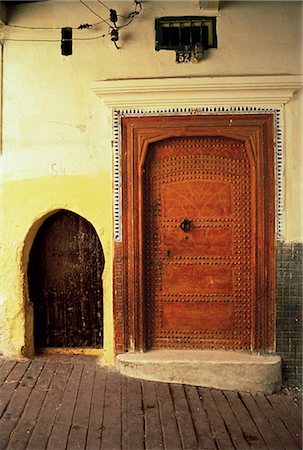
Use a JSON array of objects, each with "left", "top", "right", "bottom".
[{"left": 0, "top": 356, "right": 301, "bottom": 450}]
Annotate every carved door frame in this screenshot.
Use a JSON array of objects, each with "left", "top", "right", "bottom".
[{"left": 114, "top": 114, "right": 275, "bottom": 354}]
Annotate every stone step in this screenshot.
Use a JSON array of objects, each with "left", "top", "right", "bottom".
[{"left": 116, "top": 349, "right": 282, "bottom": 393}]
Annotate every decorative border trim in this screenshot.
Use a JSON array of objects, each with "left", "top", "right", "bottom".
[
  {"left": 91, "top": 75, "right": 302, "bottom": 108},
  {"left": 113, "top": 106, "right": 284, "bottom": 242},
  {"left": 113, "top": 111, "right": 122, "bottom": 242}
]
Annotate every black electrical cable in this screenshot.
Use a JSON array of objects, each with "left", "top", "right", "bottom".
[
  {"left": 3, "top": 0, "right": 142, "bottom": 45},
  {"left": 117, "top": 17, "right": 135, "bottom": 29},
  {"left": 7, "top": 21, "right": 104, "bottom": 31},
  {"left": 4, "top": 33, "right": 109, "bottom": 42},
  {"left": 6, "top": 0, "right": 142, "bottom": 32},
  {"left": 79, "top": 0, "right": 113, "bottom": 29},
  {"left": 97, "top": 0, "right": 111, "bottom": 12},
  {"left": 4, "top": 38, "right": 61, "bottom": 42},
  {"left": 8, "top": 24, "right": 63, "bottom": 30}
]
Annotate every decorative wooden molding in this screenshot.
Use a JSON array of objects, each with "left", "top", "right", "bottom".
[{"left": 91, "top": 75, "right": 302, "bottom": 108}]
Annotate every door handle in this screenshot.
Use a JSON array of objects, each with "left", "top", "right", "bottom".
[{"left": 180, "top": 218, "right": 191, "bottom": 232}]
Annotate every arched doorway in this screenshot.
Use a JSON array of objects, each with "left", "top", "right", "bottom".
[
  {"left": 143, "top": 135, "right": 253, "bottom": 350},
  {"left": 117, "top": 114, "right": 275, "bottom": 353},
  {"left": 28, "top": 210, "right": 104, "bottom": 349}
]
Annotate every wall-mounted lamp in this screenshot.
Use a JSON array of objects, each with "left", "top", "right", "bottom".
[{"left": 193, "top": 42, "right": 205, "bottom": 61}]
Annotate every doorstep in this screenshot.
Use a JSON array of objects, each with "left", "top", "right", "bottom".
[
  {"left": 116, "top": 349, "right": 282, "bottom": 393},
  {"left": 35, "top": 347, "right": 104, "bottom": 356}
]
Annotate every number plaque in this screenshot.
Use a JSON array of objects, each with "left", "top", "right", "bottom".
[{"left": 176, "top": 51, "right": 191, "bottom": 63}]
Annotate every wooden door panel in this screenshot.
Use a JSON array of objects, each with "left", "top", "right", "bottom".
[
  {"left": 162, "top": 180, "right": 234, "bottom": 218},
  {"left": 162, "top": 264, "right": 234, "bottom": 294},
  {"left": 162, "top": 302, "right": 235, "bottom": 331},
  {"left": 144, "top": 136, "right": 252, "bottom": 350},
  {"left": 28, "top": 210, "right": 104, "bottom": 348},
  {"left": 162, "top": 227, "right": 233, "bottom": 257}
]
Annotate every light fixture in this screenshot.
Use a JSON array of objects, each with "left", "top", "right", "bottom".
[{"left": 193, "top": 42, "right": 205, "bottom": 61}]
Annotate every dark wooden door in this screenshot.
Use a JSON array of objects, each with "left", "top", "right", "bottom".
[
  {"left": 143, "top": 136, "right": 254, "bottom": 350},
  {"left": 28, "top": 210, "right": 104, "bottom": 348}
]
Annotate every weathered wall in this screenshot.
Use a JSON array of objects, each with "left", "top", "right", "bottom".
[{"left": 0, "top": 1, "right": 302, "bottom": 382}]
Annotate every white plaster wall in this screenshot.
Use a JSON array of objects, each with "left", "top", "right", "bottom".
[
  {"left": 2, "top": 1, "right": 302, "bottom": 179},
  {"left": 0, "top": 0, "right": 302, "bottom": 358}
]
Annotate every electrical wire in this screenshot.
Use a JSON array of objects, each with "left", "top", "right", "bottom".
[
  {"left": 6, "top": 0, "right": 142, "bottom": 32},
  {"left": 115, "top": 3, "right": 142, "bottom": 29},
  {"left": 79, "top": 0, "right": 113, "bottom": 29},
  {"left": 73, "top": 33, "right": 109, "bottom": 40},
  {"left": 7, "top": 21, "right": 104, "bottom": 31},
  {"left": 97, "top": 0, "right": 111, "bottom": 12},
  {"left": 4, "top": 33, "right": 109, "bottom": 42},
  {"left": 3, "top": 0, "right": 142, "bottom": 44},
  {"left": 4, "top": 38, "right": 61, "bottom": 42},
  {"left": 8, "top": 24, "right": 64, "bottom": 30},
  {"left": 117, "top": 16, "right": 135, "bottom": 29},
  {"left": 97, "top": 0, "right": 135, "bottom": 20}
]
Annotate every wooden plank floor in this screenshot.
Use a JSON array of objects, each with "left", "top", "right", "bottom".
[{"left": 0, "top": 356, "right": 301, "bottom": 450}]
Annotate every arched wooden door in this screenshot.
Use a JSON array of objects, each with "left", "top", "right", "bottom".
[
  {"left": 118, "top": 114, "right": 275, "bottom": 354},
  {"left": 143, "top": 136, "right": 254, "bottom": 350},
  {"left": 28, "top": 210, "right": 104, "bottom": 349}
]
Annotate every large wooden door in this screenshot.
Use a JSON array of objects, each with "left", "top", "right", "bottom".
[
  {"left": 118, "top": 114, "right": 275, "bottom": 354},
  {"left": 143, "top": 136, "right": 253, "bottom": 350},
  {"left": 28, "top": 210, "right": 104, "bottom": 348}
]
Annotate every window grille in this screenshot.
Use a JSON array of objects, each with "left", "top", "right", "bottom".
[{"left": 155, "top": 16, "right": 217, "bottom": 52}]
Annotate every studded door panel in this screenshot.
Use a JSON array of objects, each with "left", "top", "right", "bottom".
[{"left": 143, "top": 137, "right": 253, "bottom": 350}]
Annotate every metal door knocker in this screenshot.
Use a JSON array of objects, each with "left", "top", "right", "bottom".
[{"left": 180, "top": 218, "right": 191, "bottom": 232}]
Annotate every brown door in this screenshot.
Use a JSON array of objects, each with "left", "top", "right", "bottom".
[
  {"left": 28, "top": 210, "right": 104, "bottom": 348},
  {"left": 143, "top": 136, "right": 254, "bottom": 350},
  {"left": 118, "top": 114, "right": 275, "bottom": 354}
]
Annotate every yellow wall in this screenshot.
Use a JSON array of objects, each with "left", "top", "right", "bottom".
[
  {"left": 1, "top": 174, "right": 114, "bottom": 360},
  {"left": 0, "top": 1, "right": 302, "bottom": 359}
]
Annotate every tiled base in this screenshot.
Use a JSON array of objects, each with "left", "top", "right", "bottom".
[{"left": 276, "top": 242, "right": 302, "bottom": 387}]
